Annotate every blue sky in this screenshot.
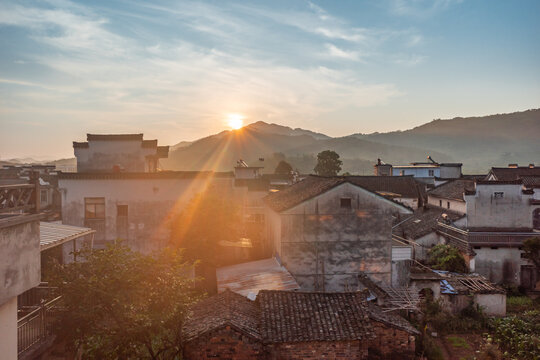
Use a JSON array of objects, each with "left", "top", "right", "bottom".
[{"left": 1, "top": 0, "right": 539, "bottom": 158}]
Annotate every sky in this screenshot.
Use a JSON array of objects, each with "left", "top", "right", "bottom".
[{"left": 1, "top": 0, "right": 539, "bottom": 159}]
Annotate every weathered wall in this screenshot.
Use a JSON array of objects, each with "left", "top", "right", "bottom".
[
  {"left": 0, "top": 216, "right": 41, "bottom": 305},
  {"left": 466, "top": 183, "right": 537, "bottom": 229},
  {"left": 59, "top": 175, "right": 234, "bottom": 253},
  {"left": 0, "top": 297, "right": 17, "bottom": 360},
  {"left": 183, "top": 326, "right": 264, "bottom": 360},
  {"left": 427, "top": 196, "right": 466, "bottom": 214},
  {"left": 439, "top": 165, "right": 462, "bottom": 179},
  {"left": 473, "top": 247, "right": 527, "bottom": 285},
  {"left": 269, "top": 340, "right": 368, "bottom": 360},
  {"left": 274, "top": 183, "right": 410, "bottom": 291},
  {"left": 369, "top": 321, "right": 416, "bottom": 359},
  {"left": 76, "top": 140, "right": 148, "bottom": 172},
  {"left": 475, "top": 293, "right": 506, "bottom": 316}
]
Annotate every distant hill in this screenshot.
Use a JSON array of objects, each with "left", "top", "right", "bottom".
[
  {"left": 356, "top": 109, "right": 540, "bottom": 173},
  {"left": 162, "top": 109, "right": 539, "bottom": 174}
]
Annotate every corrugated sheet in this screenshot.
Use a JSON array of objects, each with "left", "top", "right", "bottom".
[{"left": 40, "top": 222, "right": 95, "bottom": 251}]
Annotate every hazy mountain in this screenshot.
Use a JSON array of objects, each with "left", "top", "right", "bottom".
[
  {"left": 356, "top": 109, "right": 540, "bottom": 173},
  {"left": 163, "top": 109, "right": 539, "bottom": 174},
  {"left": 245, "top": 121, "right": 330, "bottom": 140}
]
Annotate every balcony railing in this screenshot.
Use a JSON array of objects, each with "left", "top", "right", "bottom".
[
  {"left": 0, "top": 183, "right": 37, "bottom": 214},
  {"left": 17, "top": 295, "right": 62, "bottom": 357}
]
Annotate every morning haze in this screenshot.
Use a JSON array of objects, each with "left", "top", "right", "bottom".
[{"left": 1, "top": 1, "right": 539, "bottom": 360}]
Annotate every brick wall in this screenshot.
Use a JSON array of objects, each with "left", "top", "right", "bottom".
[
  {"left": 268, "top": 340, "right": 368, "bottom": 360},
  {"left": 183, "top": 326, "right": 264, "bottom": 360},
  {"left": 368, "top": 321, "right": 415, "bottom": 359}
]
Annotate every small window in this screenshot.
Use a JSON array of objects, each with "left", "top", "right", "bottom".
[
  {"left": 439, "top": 200, "right": 442, "bottom": 207},
  {"left": 40, "top": 190, "right": 48, "bottom": 204},
  {"left": 473, "top": 246, "right": 481, "bottom": 249},
  {"left": 399, "top": 171, "right": 404, "bottom": 176},
  {"left": 490, "top": 246, "right": 498, "bottom": 250},
  {"left": 85, "top": 197, "right": 105, "bottom": 219},
  {"left": 447, "top": 201, "right": 450, "bottom": 209},
  {"left": 340, "top": 198, "right": 352, "bottom": 208},
  {"left": 428, "top": 169, "right": 434, "bottom": 176},
  {"left": 494, "top": 192, "right": 504, "bottom": 199},
  {"left": 117, "top": 205, "right": 128, "bottom": 217}
]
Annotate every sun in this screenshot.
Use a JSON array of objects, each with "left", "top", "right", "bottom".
[{"left": 227, "top": 113, "right": 244, "bottom": 130}]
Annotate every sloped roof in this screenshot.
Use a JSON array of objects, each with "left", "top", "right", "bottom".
[
  {"left": 182, "top": 290, "right": 261, "bottom": 343},
  {"left": 258, "top": 290, "right": 373, "bottom": 343},
  {"left": 366, "top": 303, "right": 420, "bottom": 335},
  {"left": 263, "top": 175, "right": 411, "bottom": 213},
  {"left": 428, "top": 179, "right": 475, "bottom": 202},
  {"left": 487, "top": 166, "right": 540, "bottom": 181},
  {"left": 40, "top": 222, "right": 95, "bottom": 251},
  {"left": 345, "top": 175, "right": 424, "bottom": 199},
  {"left": 393, "top": 206, "right": 464, "bottom": 240},
  {"left": 217, "top": 258, "right": 300, "bottom": 298}
]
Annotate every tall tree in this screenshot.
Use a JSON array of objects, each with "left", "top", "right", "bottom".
[
  {"left": 274, "top": 160, "right": 293, "bottom": 175},
  {"left": 49, "top": 244, "right": 202, "bottom": 359},
  {"left": 314, "top": 150, "right": 342, "bottom": 176}
]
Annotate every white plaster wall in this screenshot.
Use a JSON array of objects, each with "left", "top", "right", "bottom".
[
  {"left": 466, "top": 184, "right": 536, "bottom": 228},
  {"left": 439, "top": 166, "right": 462, "bottom": 179},
  {"left": 474, "top": 247, "right": 528, "bottom": 285},
  {"left": 475, "top": 293, "right": 506, "bottom": 316},
  {"left": 59, "top": 176, "right": 234, "bottom": 252},
  {"left": 427, "top": 196, "right": 467, "bottom": 214},
  {"left": 0, "top": 219, "right": 41, "bottom": 305},
  {"left": 0, "top": 297, "right": 17, "bottom": 360},
  {"left": 392, "top": 167, "right": 440, "bottom": 178}
]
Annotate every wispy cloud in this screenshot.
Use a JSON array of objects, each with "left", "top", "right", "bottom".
[
  {"left": 390, "top": 0, "right": 464, "bottom": 18},
  {"left": 325, "top": 44, "right": 361, "bottom": 61}
]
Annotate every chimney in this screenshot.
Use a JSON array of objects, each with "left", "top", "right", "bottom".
[
  {"left": 508, "top": 164, "right": 518, "bottom": 168},
  {"left": 529, "top": 164, "right": 535, "bottom": 168}
]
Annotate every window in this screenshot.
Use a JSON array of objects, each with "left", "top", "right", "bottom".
[
  {"left": 428, "top": 169, "right": 434, "bottom": 176},
  {"left": 439, "top": 200, "right": 442, "bottom": 207},
  {"left": 490, "top": 246, "right": 498, "bottom": 250},
  {"left": 85, "top": 197, "right": 105, "bottom": 219},
  {"left": 494, "top": 192, "right": 504, "bottom": 199},
  {"left": 117, "top": 205, "right": 128, "bottom": 217},
  {"left": 340, "top": 198, "right": 352, "bottom": 208},
  {"left": 399, "top": 171, "right": 404, "bottom": 176},
  {"left": 447, "top": 201, "right": 450, "bottom": 209},
  {"left": 40, "top": 190, "right": 48, "bottom": 204}
]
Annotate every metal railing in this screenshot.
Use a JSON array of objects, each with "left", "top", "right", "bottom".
[{"left": 17, "top": 295, "right": 62, "bottom": 357}]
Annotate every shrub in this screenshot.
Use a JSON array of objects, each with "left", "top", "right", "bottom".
[
  {"left": 427, "top": 244, "right": 468, "bottom": 273},
  {"left": 490, "top": 310, "right": 540, "bottom": 359}
]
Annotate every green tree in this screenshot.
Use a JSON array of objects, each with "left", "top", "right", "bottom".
[
  {"left": 170, "top": 191, "right": 241, "bottom": 265},
  {"left": 427, "top": 244, "right": 468, "bottom": 273},
  {"left": 274, "top": 160, "right": 293, "bottom": 175},
  {"left": 49, "top": 244, "right": 202, "bottom": 359},
  {"left": 314, "top": 150, "right": 342, "bottom": 176},
  {"left": 522, "top": 236, "right": 540, "bottom": 269}
]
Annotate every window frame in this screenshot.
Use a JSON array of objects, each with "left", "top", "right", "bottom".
[
  {"left": 85, "top": 197, "right": 105, "bottom": 220},
  {"left": 340, "top": 197, "right": 352, "bottom": 209}
]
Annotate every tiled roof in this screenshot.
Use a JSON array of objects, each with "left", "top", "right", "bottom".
[
  {"left": 393, "top": 206, "right": 464, "bottom": 240},
  {"left": 182, "top": 290, "right": 261, "bottom": 343},
  {"left": 87, "top": 133, "right": 143, "bottom": 141},
  {"left": 428, "top": 179, "right": 475, "bottom": 202},
  {"left": 58, "top": 171, "right": 234, "bottom": 179},
  {"left": 366, "top": 303, "right": 420, "bottom": 335},
  {"left": 258, "top": 290, "right": 373, "bottom": 343},
  {"left": 346, "top": 175, "right": 424, "bottom": 199},
  {"left": 263, "top": 176, "right": 344, "bottom": 212},
  {"left": 522, "top": 176, "right": 540, "bottom": 188},
  {"left": 263, "top": 175, "right": 412, "bottom": 213},
  {"left": 487, "top": 167, "right": 540, "bottom": 181}
]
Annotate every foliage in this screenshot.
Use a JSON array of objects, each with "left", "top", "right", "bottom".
[
  {"left": 274, "top": 160, "right": 293, "bottom": 175},
  {"left": 170, "top": 190, "right": 241, "bottom": 265},
  {"left": 427, "top": 244, "right": 468, "bottom": 273},
  {"left": 313, "top": 150, "right": 342, "bottom": 176},
  {"left": 49, "top": 244, "right": 202, "bottom": 359},
  {"left": 421, "top": 295, "right": 488, "bottom": 333},
  {"left": 522, "top": 236, "right": 540, "bottom": 269},
  {"left": 421, "top": 336, "right": 445, "bottom": 360},
  {"left": 447, "top": 336, "right": 470, "bottom": 349},
  {"left": 477, "top": 342, "right": 502, "bottom": 360},
  {"left": 490, "top": 310, "right": 540, "bottom": 360}
]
